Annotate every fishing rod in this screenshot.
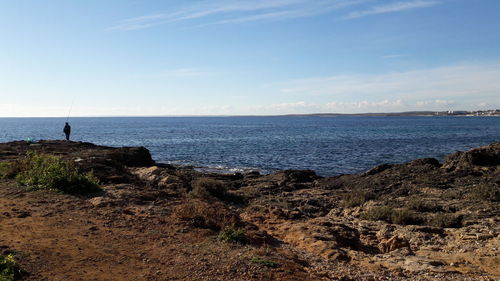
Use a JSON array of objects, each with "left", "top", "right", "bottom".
[{"left": 66, "top": 97, "right": 75, "bottom": 122}]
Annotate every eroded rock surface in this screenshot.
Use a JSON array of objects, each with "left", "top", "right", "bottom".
[{"left": 0, "top": 140, "right": 499, "bottom": 280}]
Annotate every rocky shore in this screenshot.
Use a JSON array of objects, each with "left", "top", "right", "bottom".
[{"left": 0, "top": 140, "right": 498, "bottom": 280}]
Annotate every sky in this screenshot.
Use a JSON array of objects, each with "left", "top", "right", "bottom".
[{"left": 1, "top": 0, "right": 499, "bottom": 117}]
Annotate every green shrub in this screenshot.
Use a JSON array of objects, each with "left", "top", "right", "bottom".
[
  {"left": 342, "top": 189, "right": 376, "bottom": 208},
  {"left": 0, "top": 254, "right": 23, "bottom": 281},
  {"left": 472, "top": 184, "right": 500, "bottom": 202},
  {"left": 218, "top": 225, "right": 246, "bottom": 243},
  {"left": 429, "top": 213, "right": 462, "bottom": 228},
  {"left": 250, "top": 257, "right": 279, "bottom": 268},
  {"left": 15, "top": 152, "right": 100, "bottom": 195}
]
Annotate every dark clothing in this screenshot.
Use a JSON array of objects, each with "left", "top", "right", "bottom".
[{"left": 63, "top": 123, "right": 71, "bottom": 141}]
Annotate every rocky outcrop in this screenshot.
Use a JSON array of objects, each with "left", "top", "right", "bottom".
[
  {"left": 1, "top": 140, "right": 499, "bottom": 280},
  {"left": 0, "top": 140, "right": 155, "bottom": 183},
  {"left": 443, "top": 142, "right": 500, "bottom": 170}
]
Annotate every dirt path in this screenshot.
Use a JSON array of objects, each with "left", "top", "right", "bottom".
[{"left": 0, "top": 182, "right": 318, "bottom": 281}]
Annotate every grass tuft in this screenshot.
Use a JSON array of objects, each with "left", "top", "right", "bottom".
[
  {"left": 0, "top": 162, "right": 17, "bottom": 180},
  {"left": 218, "top": 225, "right": 246, "bottom": 244},
  {"left": 342, "top": 189, "right": 376, "bottom": 208},
  {"left": 190, "top": 178, "right": 242, "bottom": 203},
  {"left": 360, "top": 206, "right": 393, "bottom": 222},
  {"left": 428, "top": 213, "right": 462, "bottom": 228},
  {"left": 173, "top": 200, "right": 240, "bottom": 230}
]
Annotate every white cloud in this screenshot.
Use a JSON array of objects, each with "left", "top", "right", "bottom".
[
  {"left": 108, "top": 0, "right": 368, "bottom": 30},
  {"left": 237, "top": 99, "right": 406, "bottom": 114},
  {"left": 324, "top": 99, "right": 406, "bottom": 112},
  {"left": 278, "top": 62, "right": 500, "bottom": 102},
  {"left": 416, "top": 99, "right": 455, "bottom": 107},
  {"left": 343, "top": 0, "right": 439, "bottom": 20}
]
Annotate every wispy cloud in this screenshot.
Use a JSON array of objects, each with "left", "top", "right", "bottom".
[
  {"left": 278, "top": 62, "right": 500, "bottom": 101},
  {"left": 343, "top": 0, "right": 439, "bottom": 20},
  {"left": 130, "top": 68, "right": 211, "bottom": 79},
  {"left": 382, "top": 54, "right": 409, "bottom": 59},
  {"left": 245, "top": 99, "right": 437, "bottom": 114},
  {"left": 108, "top": 0, "right": 368, "bottom": 30}
]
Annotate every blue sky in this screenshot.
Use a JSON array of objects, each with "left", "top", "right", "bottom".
[{"left": 1, "top": 0, "right": 499, "bottom": 116}]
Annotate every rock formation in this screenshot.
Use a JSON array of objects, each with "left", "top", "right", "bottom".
[{"left": 0, "top": 140, "right": 498, "bottom": 280}]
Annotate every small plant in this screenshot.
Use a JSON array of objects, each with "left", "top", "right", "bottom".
[
  {"left": 0, "top": 162, "right": 11, "bottom": 179},
  {"left": 218, "top": 225, "right": 246, "bottom": 243},
  {"left": 191, "top": 178, "right": 227, "bottom": 198},
  {"left": 250, "top": 257, "right": 279, "bottom": 268},
  {"left": 15, "top": 152, "right": 100, "bottom": 195},
  {"left": 407, "top": 199, "right": 442, "bottom": 212},
  {"left": 0, "top": 162, "right": 17, "bottom": 180},
  {"left": 472, "top": 184, "right": 500, "bottom": 202},
  {"left": 173, "top": 200, "right": 240, "bottom": 230},
  {"left": 429, "top": 213, "right": 462, "bottom": 228},
  {"left": 390, "top": 208, "right": 423, "bottom": 225},
  {"left": 0, "top": 254, "right": 23, "bottom": 281},
  {"left": 190, "top": 178, "right": 241, "bottom": 202},
  {"left": 342, "top": 189, "right": 376, "bottom": 208},
  {"left": 360, "top": 206, "right": 393, "bottom": 222}
]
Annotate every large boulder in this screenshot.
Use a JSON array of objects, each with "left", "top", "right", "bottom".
[{"left": 443, "top": 143, "right": 500, "bottom": 170}]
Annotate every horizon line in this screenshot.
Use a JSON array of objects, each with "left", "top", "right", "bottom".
[{"left": 0, "top": 109, "right": 498, "bottom": 118}]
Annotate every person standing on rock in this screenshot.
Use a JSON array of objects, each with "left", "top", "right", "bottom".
[{"left": 63, "top": 122, "right": 71, "bottom": 141}]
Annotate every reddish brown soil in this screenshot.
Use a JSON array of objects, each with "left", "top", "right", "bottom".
[{"left": 0, "top": 182, "right": 321, "bottom": 281}]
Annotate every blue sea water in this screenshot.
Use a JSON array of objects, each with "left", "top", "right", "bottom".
[{"left": 0, "top": 116, "right": 499, "bottom": 176}]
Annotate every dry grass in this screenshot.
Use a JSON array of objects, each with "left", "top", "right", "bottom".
[
  {"left": 190, "top": 177, "right": 243, "bottom": 203},
  {"left": 172, "top": 199, "right": 240, "bottom": 230},
  {"left": 472, "top": 183, "right": 500, "bottom": 202},
  {"left": 341, "top": 189, "right": 376, "bottom": 208}
]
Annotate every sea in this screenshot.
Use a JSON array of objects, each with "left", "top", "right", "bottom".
[{"left": 0, "top": 116, "right": 499, "bottom": 176}]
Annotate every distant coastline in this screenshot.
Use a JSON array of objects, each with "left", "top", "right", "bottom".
[
  {"left": 282, "top": 109, "right": 500, "bottom": 117},
  {"left": 0, "top": 109, "right": 499, "bottom": 118}
]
